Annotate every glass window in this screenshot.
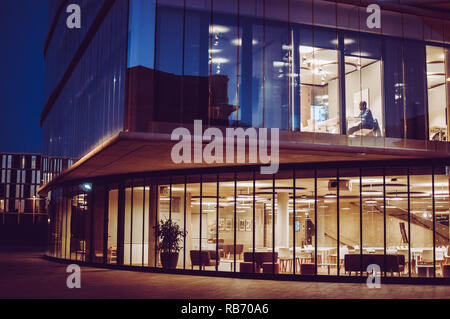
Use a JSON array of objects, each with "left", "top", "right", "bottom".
[
  {"left": 361, "top": 168, "right": 384, "bottom": 262},
  {"left": 383, "top": 37, "right": 405, "bottom": 138},
  {"left": 410, "top": 167, "right": 434, "bottom": 278},
  {"left": 404, "top": 40, "right": 427, "bottom": 140},
  {"left": 171, "top": 177, "right": 186, "bottom": 269},
  {"left": 426, "top": 45, "right": 448, "bottom": 141},
  {"left": 186, "top": 175, "right": 201, "bottom": 269},
  {"left": 299, "top": 27, "right": 340, "bottom": 134},
  {"left": 235, "top": 172, "right": 256, "bottom": 273},
  {"left": 201, "top": 174, "right": 219, "bottom": 271},
  {"left": 107, "top": 188, "right": 119, "bottom": 264},
  {"left": 274, "top": 170, "right": 293, "bottom": 274},
  {"left": 263, "top": 2, "right": 290, "bottom": 130},
  {"left": 434, "top": 166, "right": 449, "bottom": 278},
  {"left": 385, "top": 168, "right": 409, "bottom": 277},
  {"left": 218, "top": 173, "right": 235, "bottom": 272},
  {"left": 210, "top": 0, "right": 241, "bottom": 127},
  {"left": 339, "top": 168, "right": 360, "bottom": 276},
  {"left": 294, "top": 169, "right": 316, "bottom": 275},
  {"left": 155, "top": 0, "right": 184, "bottom": 123},
  {"left": 345, "top": 33, "right": 383, "bottom": 137},
  {"left": 317, "top": 169, "right": 338, "bottom": 275}
]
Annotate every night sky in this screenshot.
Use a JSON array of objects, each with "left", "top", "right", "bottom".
[{"left": 0, "top": 0, "right": 48, "bottom": 153}]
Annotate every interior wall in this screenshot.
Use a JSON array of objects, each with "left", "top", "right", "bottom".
[
  {"left": 428, "top": 84, "right": 446, "bottom": 129},
  {"left": 345, "top": 61, "right": 384, "bottom": 133}
]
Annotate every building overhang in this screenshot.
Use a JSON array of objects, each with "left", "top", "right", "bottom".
[{"left": 38, "top": 129, "right": 450, "bottom": 195}]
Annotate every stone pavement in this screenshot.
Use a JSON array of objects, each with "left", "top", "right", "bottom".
[{"left": 0, "top": 252, "right": 449, "bottom": 299}]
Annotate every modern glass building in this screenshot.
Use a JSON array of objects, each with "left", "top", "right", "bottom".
[{"left": 42, "top": 0, "right": 450, "bottom": 281}]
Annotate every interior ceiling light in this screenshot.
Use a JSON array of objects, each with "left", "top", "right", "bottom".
[{"left": 209, "top": 25, "right": 230, "bottom": 34}]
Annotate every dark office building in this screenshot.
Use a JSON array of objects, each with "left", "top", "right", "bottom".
[
  {"left": 0, "top": 153, "right": 72, "bottom": 246},
  {"left": 41, "top": 0, "right": 450, "bottom": 281}
]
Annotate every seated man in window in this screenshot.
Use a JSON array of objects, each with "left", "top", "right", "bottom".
[{"left": 348, "top": 101, "right": 376, "bottom": 136}]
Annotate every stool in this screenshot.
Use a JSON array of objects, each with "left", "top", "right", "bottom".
[
  {"left": 262, "top": 262, "right": 279, "bottom": 274},
  {"left": 300, "top": 263, "right": 315, "bottom": 275},
  {"left": 443, "top": 264, "right": 450, "bottom": 278},
  {"left": 240, "top": 262, "right": 259, "bottom": 273}
]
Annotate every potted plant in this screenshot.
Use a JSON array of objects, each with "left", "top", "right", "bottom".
[{"left": 154, "top": 218, "right": 186, "bottom": 269}]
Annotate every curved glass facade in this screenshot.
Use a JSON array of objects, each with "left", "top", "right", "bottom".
[
  {"left": 42, "top": 1, "right": 450, "bottom": 282},
  {"left": 125, "top": 0, "right": 450, "bottom": 140},
  {"left": 47, "top": 159, "right": 450, "bottom": 279}
]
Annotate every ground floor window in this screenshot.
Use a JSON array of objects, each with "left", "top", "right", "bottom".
[{"left": 48, "top": 161, "right": 450, "bottom": 279}]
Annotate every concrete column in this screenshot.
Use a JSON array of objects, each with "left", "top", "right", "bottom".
[{"left": 276, "top": 192, "right": 289, "bottom": 248}]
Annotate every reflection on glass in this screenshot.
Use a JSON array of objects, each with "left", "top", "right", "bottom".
[
  {"left": 410, "top": 168, "right": 434, "bottom": 277},
  {"left": 300, "top": 46, "right": 340, "bottom": 134},
  {"left": 107, "top": 189, "right": 118, "bottom": 264},
  {"left": 294, "top": 171, "right": 316, "bottom": 275},
  {"left": 434, "top": 167, "right": 449, "bottom": 278},
  {"left": 385, "top": 168, "right": 409, "bottom": 277},
  {"left": 218, "top": 174, "right": 234, "bottom": 272},
  {"left": 317, "top": 170, "right": 337, "bottom": 275},
  {"left": 426, "top": 46, "right": 448, "bottom": 141},
  {"left": 345, "top": 35, "right": 383, "bottom": 137},
  {"left": 339, "top": 169, "right": 360, "bottom": 276}
]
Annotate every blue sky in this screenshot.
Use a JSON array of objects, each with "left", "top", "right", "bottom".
[{"left": 0, "top": 0, "right": 48, "bottom": 153}]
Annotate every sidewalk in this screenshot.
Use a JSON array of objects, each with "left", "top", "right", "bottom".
[{"left": 0, "top": 252, "right": 449, "bottom": 299}]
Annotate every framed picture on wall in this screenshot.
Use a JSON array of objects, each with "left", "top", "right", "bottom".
[
  {"left": 245, "top": 219, "right": 252, "bottom": 232},
  {"left": 239, "top": 219, "right": 246, "bottom": 231},
  {"left": 218, "top": 218, "right": 225, "bottom": 231},
  {"left": 225, "top": 218, "right": 232, "bottom": 231}
]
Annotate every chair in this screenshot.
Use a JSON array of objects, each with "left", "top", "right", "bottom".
[
  {"left": 278, "top": 248, "right": 291, "bottom": 273},
  {"left": 108, "top": 246, "right": 117, "bottom": 264},
  {"left": 443, "top": 264, "right": 450, "bottom": 278},
  {"left": 240, "top": 262, "right": 259, "bottom": 273},
  {"left": 262, "top": 262, "right": 279, "bottom": 274},
  {"left": 190, "top": 250, "right": 220, "bottom": 270},
  {"left": 300, "top": 263, "right": 315, "bottom": 275},
  {"left": 417, "top": 250, "right": 434, "bottom": 277}
]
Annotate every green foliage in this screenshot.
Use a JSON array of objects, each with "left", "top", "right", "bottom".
[{"left": 153, "top": 218, "right": 186, "bottom": 254}]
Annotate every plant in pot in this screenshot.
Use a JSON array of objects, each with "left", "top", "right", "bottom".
[{"left": 154, "top": 218, "right": 186, "bottom": 269}]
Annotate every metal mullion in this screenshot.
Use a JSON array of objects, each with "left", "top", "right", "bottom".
[
  {"left": 103, "top": 186, "right": 109, "bottom": 264},
  {"left": 432, "top": 165, "right": 436, "bottom": 278},
  {"left": 314, "top": 169, "right": 317, "bottom": 275},
  {"left": 64, "top": 188, "right": 68, "bottom": 260},
  {"left": 169, "top": 178, "right": 172, "bottom": 220},
  {"left": 183, "top": 176, "right": 187, "bottom": 270},
  {"left": 272, "top": 174, "right": 275, "bottom": 274},
  {"left": 359, "top": 168, "right": 363, "bottom": 277},
  {"left": 130, "top": 179, "right": 134, "bottom": 265},
  {"left": 407, "top": 169, "right": 411, "bottom": 277},
  {"left": 252, "top": 170, "right": 256, "bottom": 274},
  {"left": 155, "top": 180, "right": 158, "bottom": 268},
  {"left": 337, "top": 168, "right": 340, "bottom": 276},
  {"left": 142, "top": 177, "right": 146, "bottom": 267},
  {"left": 200, "top": 175, "right": 203, "bottom": 270},
  {"left": 89, "top": 185, "right": 95, "bottom": 263},
  {"left": 234, "top": 172, "right": 237, "bottom": 272},
  {"left": 216, "top": 173, "right": 219, "bottom": 271},
  {"left": 70, "top": 186, "right": 74, "bottom": 262},
  {"left": 383, "top": 169, "right": 387, "bottom": 277},
  {"left": 293, "top": 169, "right": 296, "bottom": 275}
]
